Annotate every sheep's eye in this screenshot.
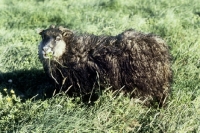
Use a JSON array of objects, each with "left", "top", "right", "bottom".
[{"left": 56, "top": 36, "right": 61, "bottom": 41}]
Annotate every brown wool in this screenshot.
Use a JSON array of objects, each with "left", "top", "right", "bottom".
[{"left": 38, "top": 26, "right": 172, "bottom": 106}]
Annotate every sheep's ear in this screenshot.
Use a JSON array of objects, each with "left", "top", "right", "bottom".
[
  {"left": 62, "top": 30, "right": 73, "bottom": 38},
  {"left": 49, "top": 25, "right": 55, "bottom": 28},
  {"left": 58, "top": 26, "right": 73, "bottom": 38},
  {"left": 59, "top": 27, "right": 73, "bottom": 38},
  {"left": 36, "top": 28, "right": 44, "bottom": 35}
]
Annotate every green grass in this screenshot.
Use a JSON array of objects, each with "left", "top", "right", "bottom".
[{"left": 0, "top": 0, "right": 200, "bottom": 132}]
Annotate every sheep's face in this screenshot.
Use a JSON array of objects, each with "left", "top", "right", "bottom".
[{"left": 39, "top": 26, "right": 72, "bottom": 60}]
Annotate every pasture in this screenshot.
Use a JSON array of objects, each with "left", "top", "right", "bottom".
[{"left": 0, "top": 0, "right": 200, "bottom": 132}]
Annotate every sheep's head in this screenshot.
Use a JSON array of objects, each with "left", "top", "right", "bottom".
[{"left": 38, "top": 25, "right": 73, "bottom": 60}]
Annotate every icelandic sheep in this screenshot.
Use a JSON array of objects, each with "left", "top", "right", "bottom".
[{"left": 38, "top": 25, "right": 172, "bottom": 106}]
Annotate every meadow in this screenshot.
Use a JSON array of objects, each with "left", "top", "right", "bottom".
[{"left": 0, "top": 0, "right": 200, "bottom": 132}]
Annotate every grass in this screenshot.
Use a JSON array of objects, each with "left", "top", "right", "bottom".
[{"left": 0, "top": 0, "right": 200, "bottom": 132}]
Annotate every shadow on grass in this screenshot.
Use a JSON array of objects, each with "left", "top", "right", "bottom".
[
  {"left": 0, "top": 69, "right": 55, "bottom": 101},
  {"left": 0, "top": 69, "right": 99, "bottom": 104}
]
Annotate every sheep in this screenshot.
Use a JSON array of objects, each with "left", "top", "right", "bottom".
[{"left": 38, "top": 25, "right": 172, "bottom": 106}]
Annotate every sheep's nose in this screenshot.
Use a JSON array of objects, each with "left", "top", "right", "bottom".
[
  {"left": 43, "top": 47, "right": 53, "bottom": 54},
  {"left": 42, "top": 46, "right": 53, "bottom": 55},
  {"left": 43, "top": 46, "right": 49, "bottom": 52}
]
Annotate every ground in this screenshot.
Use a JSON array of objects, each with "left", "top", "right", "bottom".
[{"left": 0, "top": 0, "right": 200, "bottom": 132}]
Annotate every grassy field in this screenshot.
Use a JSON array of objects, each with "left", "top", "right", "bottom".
[{"left": 0, "top": 0, "right": 200, "bottom": 132}]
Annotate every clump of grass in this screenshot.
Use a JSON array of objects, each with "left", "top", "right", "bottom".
[{"left": 1, "top": 91, "right": 199, "bottom": 132}]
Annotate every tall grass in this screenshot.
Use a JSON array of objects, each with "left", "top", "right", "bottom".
[{"left": 0, "top": 0, "right": 200, "bottom": 132}]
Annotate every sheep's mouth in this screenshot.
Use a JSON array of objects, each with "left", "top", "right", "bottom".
[{"left": 42, "top": 51, "right": 54, "bottom": 59}]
